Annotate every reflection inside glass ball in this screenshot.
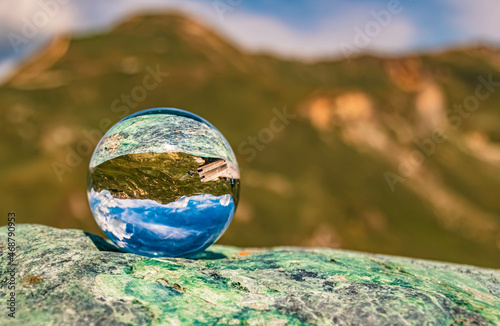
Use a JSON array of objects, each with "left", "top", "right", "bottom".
[{"left": 87, "top": 108, "right": 240, "bottom": 257}]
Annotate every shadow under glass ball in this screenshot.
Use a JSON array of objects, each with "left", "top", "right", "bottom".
[{"left": 87, "top": 108, "right": 240, "bottom": 257}]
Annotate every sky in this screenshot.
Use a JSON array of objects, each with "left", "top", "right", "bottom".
[{"left": 0, "top": 0, "right": 499, "bottom": 79}]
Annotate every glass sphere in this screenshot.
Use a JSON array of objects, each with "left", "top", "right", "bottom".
[{"left": 87, "top": 108, "right": 240, "bottom": 257}]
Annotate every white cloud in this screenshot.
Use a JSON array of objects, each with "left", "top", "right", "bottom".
[
  {"left": 368, "top": 18, "right": 417, "bottom": 52},
  {"left": 0, "top": 0, "right": 77, "bottom": 36},
  {"left": 0, "top": 0, "right": 420, "bottom": 74},
  {"left": 2, "top": 0, "right": 499, "bottom": 81},
  {"left": 0, "top": 58, "right": 15, "bottom": 79},
  {"left": 446, "top": 0, "right": 500, "bottom": 42},
  {"left": 182, "top": 0, "right": 418, "bottom": 60}
]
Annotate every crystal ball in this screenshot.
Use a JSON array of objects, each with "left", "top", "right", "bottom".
[{"left": 87, "top": 108, "right": 240, "bottom": 257}]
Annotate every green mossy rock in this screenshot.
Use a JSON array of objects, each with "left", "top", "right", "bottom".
[{"left": 0, "top": 224, "right": 499, "bottom": 325}]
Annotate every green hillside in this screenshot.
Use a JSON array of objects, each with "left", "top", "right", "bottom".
[
  {"left": 1, "top": 13, "right": 499, "bottom": 267},
  {"left": 89, "top": 152, "right": 238, "bottom": 204}
]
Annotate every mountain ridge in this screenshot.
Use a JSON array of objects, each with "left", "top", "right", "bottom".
[
  {"left": 6, "top": 12, "right": 500, "bottom": 86},
  {"left": 1, "top": 12, "right": 499, "bottom": 267}
]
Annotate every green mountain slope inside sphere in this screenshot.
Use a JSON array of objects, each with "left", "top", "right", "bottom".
[{"left": 88, "top": 152, "right": 239, "bottom": 205}]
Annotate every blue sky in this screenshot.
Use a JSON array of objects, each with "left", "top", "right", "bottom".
[
  {"left": 0, "top": 0, "right": 499, "bottom": 79},
  {"left": 199, "top": 0, "right": 498, "bottom": 51}
]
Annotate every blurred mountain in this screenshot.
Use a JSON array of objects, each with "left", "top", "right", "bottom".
[{"left": 1, "top": 13, "right": 500, "bottom": 267}]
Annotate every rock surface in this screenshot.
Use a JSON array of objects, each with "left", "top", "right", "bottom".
[{"left": 0, "top": 224, "right": 499, "bottom": 325}]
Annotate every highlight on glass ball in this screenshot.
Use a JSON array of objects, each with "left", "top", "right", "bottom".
[{"left": 87, "top": 108, "right": 240, "bottom": 257}]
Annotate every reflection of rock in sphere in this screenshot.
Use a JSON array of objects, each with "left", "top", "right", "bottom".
[
  {"left": 87, "top": 108, "right": 240, "bottom": 257},
  {"left": 198, "top": 158, "right": 240, "bottom": 182}
]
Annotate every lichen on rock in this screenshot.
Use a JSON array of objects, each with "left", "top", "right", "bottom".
[{"left": 0, "top": 224, "right": 499, "bottom": 325}]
